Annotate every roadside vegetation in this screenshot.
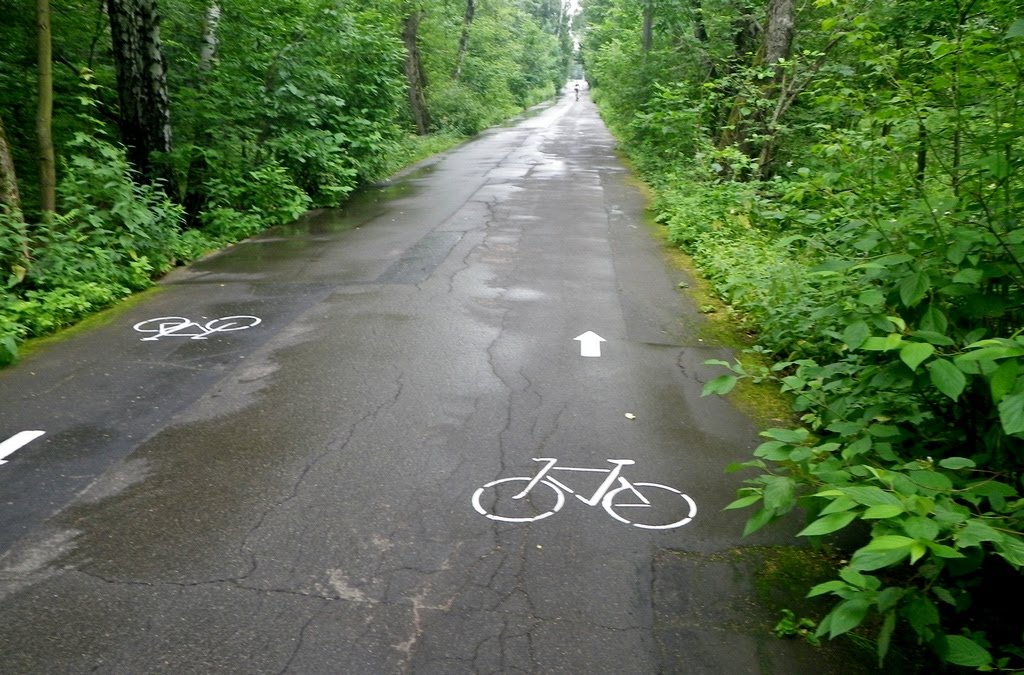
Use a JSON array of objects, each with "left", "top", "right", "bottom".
[
  {"left": 581, "top": 0, "right": 1023, "bottom": 669},
  {"left": 0, "top": 0, "right": 572, "bottom": 365}
]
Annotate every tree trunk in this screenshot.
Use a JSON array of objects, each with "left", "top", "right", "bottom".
[
  {"left": 453, "top": 0, "right": 474, "bottom": 80},
  {"left": 689, "top": 0, "right": 716, "bottom": 80},
  {"left": 641, "top": 1, "right": 653, "bottom": 52},
  {"left": 916, "top": 119, "right": 927, "bottom": 186},
  {"left": 403, "top": 12, "right": 430, "bottom": 136},
  {"left": 752, "top": 0, "right": 796, "bottom": 177},
  {"left": 37, "top": 0, "right": 56, "bottom": 217},
  {"left": 198, "top": 2, "right": 221, "bottom": 73},
  {"left": 0, "top": 112, "right": 22, "bottom": 215},
  {"left": 761, "top": 0, "right": 795, "bottom": 72},
  {"left": 107, "top": 0, "right": 172, "bottom": 181},
  {"left": 0, "top": 113, "right": 30, "bottom": 271}
]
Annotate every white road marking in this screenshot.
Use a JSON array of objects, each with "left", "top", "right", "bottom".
[
  {"left": 0, "top": 430, "right": 46, "bottom": 465},
  {"left": 574, "top": 331, "right": 606, "bottom": 357}
]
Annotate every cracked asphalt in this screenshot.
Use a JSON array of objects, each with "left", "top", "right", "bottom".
[{"left": 0, "top": 89, "right": 850, "bottom": 673}]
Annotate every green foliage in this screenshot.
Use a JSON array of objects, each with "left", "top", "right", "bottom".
[
  {"left": 585, "top": 0, "right": 1024, "bottom": 669},
  {"left": 0, "top": 0, "right": 572, "bottom": 364},
  {"left": 774, "top": 608, "right": 820, "bottom": 646}
]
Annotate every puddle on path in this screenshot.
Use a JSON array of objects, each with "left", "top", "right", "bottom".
[{"left": 274, "top": 172, "right": 424, "bottom": 237}]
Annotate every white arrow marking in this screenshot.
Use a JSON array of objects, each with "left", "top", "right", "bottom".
[
  {"left": 0, "top": 430, "right": 45, "bottom": 465},
  {"left": 574, "top": 331, "right": 606, "bottom": 358}
]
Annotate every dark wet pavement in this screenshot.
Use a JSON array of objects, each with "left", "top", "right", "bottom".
[{"left": 0, "top": 89, "right": 868, "bottom": 673}]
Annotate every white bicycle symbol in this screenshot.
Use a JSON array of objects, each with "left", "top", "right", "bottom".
[
  {"left": 472, "top": 458, "right": 697, "bottom": 530},
  {"left": 133, "top": 315, "right": 262, "bottom": 341}
]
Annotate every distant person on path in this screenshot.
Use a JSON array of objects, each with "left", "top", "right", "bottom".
[{"left": 574, "top": 83, "right": 580, "bottom": 101}]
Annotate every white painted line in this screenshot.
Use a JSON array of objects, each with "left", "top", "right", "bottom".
[
  {"left": 0, "top": 430, "right": 46, "bottom": 465},
  {"left": 574, "top": 331, "right": 606, "bottom": 357}
]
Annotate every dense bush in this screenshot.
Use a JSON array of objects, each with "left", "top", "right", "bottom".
[{"left": 584, "top": 0, "right": 1023, "bottom": 668}]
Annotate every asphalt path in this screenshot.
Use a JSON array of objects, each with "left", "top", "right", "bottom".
[{"left": 0, "top": 89, "right": 850, "bottom": 673}]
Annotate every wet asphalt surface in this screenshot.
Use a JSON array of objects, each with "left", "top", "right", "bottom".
[{"left": 0, "top": 90, "right": 855, "bottom": 673}]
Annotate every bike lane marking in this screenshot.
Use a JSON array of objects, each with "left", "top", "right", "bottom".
[
  {"left": 574, "top": 331, "right": 606, "bottom": 357},
  {"left": 472, "top": 458, "right": 697, "bottom": 529},
  {"left": 0, "top": 431, "right": 46, "bottom": 466},
  {"left": 133, "top": 315, "right": 263, "bottom": 341}
]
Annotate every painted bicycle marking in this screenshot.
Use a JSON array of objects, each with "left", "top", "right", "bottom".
[
  {"left": 472, "top": 458, "right": 697, "bottom": 530},
  {"left": 133, "top": 315, "right": 262, "bottom": 341}
]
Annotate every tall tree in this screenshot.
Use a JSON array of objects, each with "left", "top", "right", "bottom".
[
  {"left": 37, "top": 0, "right": 56, "bottom": 217},
  {"left": 0, "top": 113, "right": 22, "bottom": 215},
  {"left": 106, "top": 0, "right": 172, "bottom": 181},
  {"left": 403, "top": 9, "right": 430, "bottom": 135},
  {"left": 454, "top": 0, "right": 475, "bottom": 79},
  {"left": 198, "top": 2, "right": 221, "bottom": 73},
  {"left": 641, "top": 0, "right": 653, "bottom": 52},
  {"left": 761, "top": 0, "right": 795, "bottom": 71}
]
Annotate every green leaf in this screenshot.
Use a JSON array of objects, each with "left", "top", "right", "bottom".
[
  {"left": 724, "top": 494, "right": 761, "bottom": 510},
  {"left": 864, "top": 535, "right": 916, "bottom": 550},
  {"left": 955, "top": 519, "right": 1002, "bottom": 547},
  {"left": 877, "top": 611, "right": 897, "bottom": 666},
  {"left": 807, "top": 580, "right": 851, "bottom": 597},
  {"left": 955, "top": 345, "right": 1024, "bottom": 361},
  {"left": 919, "top": 306, "right": 949, "bottom": 333},
  {"left": 910, "top": 330, "right": 955, "bottom": 346},
  {"left": 798, "top": 511, "right": 857, "bottom": 536},
  {"left": 939, "top": 635, "right": 992, "bottom": 668},
  {"left": 905, "top": 595, "right": 940, "bottom": 637},
  {"left": 909, "top": 541, "right": 928, "bottom": 564},
  {"left": 743, "top": 508, "right": 776, "bottom": 536},
  {"left": 862, "top": 504, "right": 903, "bottom": 519},
  {"left": 859, "top": 289, "right": 885, "bottom": 307},
  {"left": 840, "top": 486, "right": 902, "bottom": 507},
  {"left": 827, "top": 598, "right": 871, "bottom": 638},
  {"left": 862, "top": 334, "right": 902, "bottom": 351},
  {"left": 842, "top": 436, "right": 873, "bottom": 460},
  {"left": 937, "top": 457, "right": 975, "bottom": 470},
  {"left": 701, "top": 374, "right": 737, "bottom": 397},
  {"left": 994, "top": 534, "right": 1024, "bottom": 566},
  {"left": 998, "top": 393, "right": 1024, "bottom": 435},
  {"left": 851, "top": 539, "right": 913, "bottom": 571},
  {"left": 951, "top": 268, "right": 983, "bottom": 285},
  {"left": 899, "top": 342, "right": 934, "bottom": 371},
  {"left": 903, "top": 517, "right": 939, "bottom": 541},
  {"left": 899, "top": 270, "right": 930, "bottom": 307},
  {"left": 763, "top": 476, "right": 797, "bottom": 511},
  {"left": 842, "top": 320, "right": 870, "bottom": 350},
  {"left": 965, "top": 480, "right": 1017, "bottom": 498},
  {"left": 926, "top": 543, "right": 964, "bottom": 559},
  {"left": 820, "top": 496, "right": 857, "bottom": 515},
  {"left": 989, "top": 360, "right": 1020, "bottom": 403},
  {"left": 1009, "top": 18, "right": 1024, "bottom": 38},
  {"left": 754, "top": 441, "right": 795, "bottom": 461},
  {"left": 909, "top": 470, "right": 953, "bottom": 492},
  {"left": 927, "top": 359, "right": 966, "bottom": 400},
  {"left": 760, "top": 427, "right": 809, "bottom": 443}
]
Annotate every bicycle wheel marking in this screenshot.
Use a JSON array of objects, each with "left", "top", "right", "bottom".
[
  {"left": 472, "top": 477, "right": 565, "bottom": 523},
  {"left": 133, "top": 315, "right": 262, "bottom": 341},
  {"left": 471, "top": 458, "right": 697, "bottom": 530}
]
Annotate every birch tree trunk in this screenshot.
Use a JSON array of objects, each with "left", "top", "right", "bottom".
[
  {"left": 37, "top": 0, "right": 56, "bottom": 218},
  {"left": 198, "top": 3, "right": 221, "bottom": 73},
  {"left": 453, "top": 0, "right": 474, "bottom": 79},
  {"left": 107, "top": 0, "right": 172, "bottom": 181}
]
